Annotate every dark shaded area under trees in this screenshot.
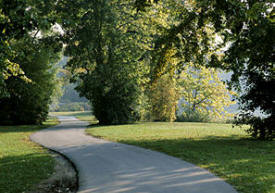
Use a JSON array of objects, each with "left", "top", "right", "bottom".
[{"left": 0, "top": 0, "right": 62, "bottom": 125}]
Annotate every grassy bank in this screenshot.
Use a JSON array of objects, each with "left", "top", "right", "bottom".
[
  {"left": 86, "top": 122, "right": 275, "bottom": 193},
  {"left": 0, "top": 117, "right": 59, "bottom": 193}
]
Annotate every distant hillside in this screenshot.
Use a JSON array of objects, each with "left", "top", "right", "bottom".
[
  {"left": 50, "top": 57, "right": 90, "bottom": 112},
  {"left": 60, "top": 84, "right": 88, "bottom": 103},
  {"left": 56, "top": 56, "right": 88, "bottom": 103}
]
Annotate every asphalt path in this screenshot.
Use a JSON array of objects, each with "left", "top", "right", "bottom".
[{"left": 31, "top": 116, "right": 238, "bottom": 193}]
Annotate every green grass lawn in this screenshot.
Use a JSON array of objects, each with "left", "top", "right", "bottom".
[
  {"left": 0, "top": 117, "right": 59, "bottom": 193},
  {"left": 51, "top": 111, "right": 97, "bottom": 123},
  {"left": 86, "top": 121, "right": 275, "bottom": 193}
]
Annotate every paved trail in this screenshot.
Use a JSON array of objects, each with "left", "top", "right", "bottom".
[{"left": 31, "top": 116, "right": 237, "bottom": 193}]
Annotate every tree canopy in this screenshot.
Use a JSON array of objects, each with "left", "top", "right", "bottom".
[
  {"left": 0, "top": 0, "right": 273, "bottom": 139},
  {"left": 59, "top": 0, "right": 147, "bottom": 124},
  {"left": 0, "top": 0, "right": 62, "bottom": 124},
  {"left": 178, "top": 64, "right": 235, "bottom": 122},
  {"left": 134, "top": 0, "right": 274, "bottom": 139}
]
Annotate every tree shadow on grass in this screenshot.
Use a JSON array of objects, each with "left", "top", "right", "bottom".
[
  {"left": 0, "top": 153, "right": 55, "bottom": 193},
  {"left": 118, "top": 136, "right": 275, "bottom": 193},
  {"left": 0, "top": 125, "right": 51, "bottom": 133},
  {"left": 85, "top": 121, "right": 148, "bottom": 129}
]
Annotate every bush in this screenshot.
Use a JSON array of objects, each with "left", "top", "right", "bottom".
[
  {"left": 0, "top": 39, "right": 61, "bottom": 125},
  {"left": 235, "top": 113, "right": 275, "bottom": 140}
]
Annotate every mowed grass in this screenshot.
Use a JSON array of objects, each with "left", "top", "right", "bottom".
[
  {"left": 0, "top": 117, "right": 59, "bottom": 193},
  {"left": 50, "top": 111, "right": 97, "bottom": 123},
  {"left": 86, "top": 121, "right": 275, "bottom": 193}
]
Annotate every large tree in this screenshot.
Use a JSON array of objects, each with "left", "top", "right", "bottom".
[
  {"left": 0, "top": 0, "right": 58, "bottom": 98},
  {"left": 136, "top": 0, "right": 274, "bottom": 139},
  {"left": 197, "top": 0, "right": 274, "bottom": 139},
  {"left": 0, "top": 36, "right": 62, "bottom": 125},
  {"left": 0, "top": 0, "right": 62, "bottom": 124},
  {"left": 178, "top": 64, "right": 235, "bottom": 122},
  {"left": 215, "top": 1, "right": 274, "bottom": 140},
  {"left": 60, "top": 0, "right": 149, "bottom": 124}
]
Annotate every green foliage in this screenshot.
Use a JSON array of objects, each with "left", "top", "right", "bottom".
[
  {"left": 150, "top": 73, "right": 178, "bottom": 122},
  {"left": 178, "top": 64, "right": 236, "bottom": 122},
  {"left": 236, "top": 114, "right": 275, "bottom": 141},
  {"left": 209, "top": 0, "right": 275, "bottom": 140},
  {"left": 137, "top": 1, "right": 186, "bottom": 122},
  {"left": 0, "top": 37, "right": 62, "bottom": 125},
  {"left": 60, "top": 0, "right": 151, "bottom": 124},
  {"left": 0, "top": 0, "right": 58, "bottom": 97},
  {"left": 0, "top": 0, "right": 62, "bottom": 125},
  {"left": 139, "top": 0, "right": 274, "bottom": 139},
  {"left": 148, "top": 1, "right": 213, "bottom": 82},
  {"left": 1, "top": 0, "right": 273, "bottom": 138}
]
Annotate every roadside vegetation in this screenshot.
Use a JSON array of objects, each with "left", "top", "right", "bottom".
[
  {"left": 1, "top": 0, "right": 273, "bottom": 139},
  {"left": 50, "top": 111, "right": 97, "bottom": 123},
  {"left": 0, "top": 117, "right": 59, "bottom": 193},
  {"left": 86, "top": 121, "right": 275, "bottom": 193},
  {"left": 1, "top": 0, "right": 273, "bottom": 192}
]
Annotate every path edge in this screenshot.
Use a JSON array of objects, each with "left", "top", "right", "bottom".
[{"left": 29, "top": 122, "right": 80, "bottom": 193}]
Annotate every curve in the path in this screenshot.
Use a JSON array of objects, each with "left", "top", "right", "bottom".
[{"left": 31, "top": 116, "right": 237, "bottom": 193}]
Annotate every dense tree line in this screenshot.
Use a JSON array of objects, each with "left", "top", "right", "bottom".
[
  {"left": 59, "top": 0, "right": 146, "bottom": 124},
  {"left": 0, "top": 0, "right": 273, "bottom": 139},
  {"left": 0, "top": 0, "right": 62, "bottom": 124},
  {"left": 136, "top": 0, "right": 274, "bottom": 139},
  {"left": 0, "top": 37, "right": 61, "bottom": 124}
]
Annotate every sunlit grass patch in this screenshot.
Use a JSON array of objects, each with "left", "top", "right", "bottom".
[
  {"left": 0, "top": 117, "right": 59, "bottom": 193},
  {"left": 86, "top": 122, "right": 275, "bottom": 193},
  {"left": 50, "top": 111, "right": 97, "bottom": 123}
]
